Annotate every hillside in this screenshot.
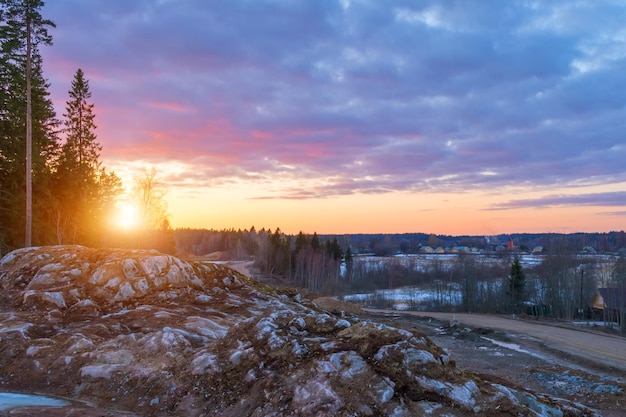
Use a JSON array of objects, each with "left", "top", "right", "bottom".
[{"left": 0, "top": 246, "right": 600, "bottom": 416}]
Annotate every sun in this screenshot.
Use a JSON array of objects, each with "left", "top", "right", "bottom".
[{"left": 114, "top": 201, "right": 141, "bottom": 230}]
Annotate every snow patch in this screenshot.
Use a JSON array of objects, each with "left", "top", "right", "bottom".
[
  {"left": 229, "top": 341, "right": 252, "bottom": 366},
  {"left": 256, "top": 316, "right": 286, "bottom": 349},
  {"left": 185, "top": 316, "right": 229, "bottom": 340},
  {"left": 376, "top": 377, "right": 395, "bottom": 403},
  {"left": 195, "top": 294, "right": 212, "bottom": 303},
  {"left": 374, "top": 343, "right": 436, "bottom": 366},
  {"left": 114, "top": 281, "right": 136, "bottom": 300},
  {"left": 140, "top": 329, "right": 191, "bottom": 354},
  {"left": 290, "top": 317, "right": 307, "bottom": 331},
  {"left": 340, "top": 352, "right": 367, "bottom": 379},
  {"left": 191, "top": 352, "right": 220, "bottom": 375},
  {"left": 334, "top": 319, "right": 351, "bottom": 329},
  {"left": 291, "top": 341, "right": 308, "bottom": 357},
  {"left": 23, "top": 290, "right": 66, "bottom": 308},
  {"left": 66, "top": 335, "right": 94, "bottom": 353},
  {"left": 0, "top": 321, "right": 32, "bottom": 338},
  {"left": 293, "top": 379, "right": 343, "bottom": 415},
  {"left": 80, "top": 364, "right": 126, "bottom": 379},
  {"left": 483, "top": 337, "right": 548, "bottom": 360},
  {"left": 449, "top": 380, "right": 479, "bottom": 408}
]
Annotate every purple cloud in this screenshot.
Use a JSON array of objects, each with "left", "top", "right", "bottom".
[{"left": 492, "top": 192, "right": 626, "bottom": 210}]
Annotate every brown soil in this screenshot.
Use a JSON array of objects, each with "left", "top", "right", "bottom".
[{"left": 314, "top": 296, "right": 365, "bottom": 315}]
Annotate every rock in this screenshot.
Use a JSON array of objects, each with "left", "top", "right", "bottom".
[{"left": 0, "top": 246, "right": 601, "bottom": 416}]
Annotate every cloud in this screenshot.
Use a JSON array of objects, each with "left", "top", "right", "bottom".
[
  {"left": 40, "top": 0, "right": 626, "bottom": 206},
  {"left": 492, "top": 191, "right": 626, "bottom": 210}
]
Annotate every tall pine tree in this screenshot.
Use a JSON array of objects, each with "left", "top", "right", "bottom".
[
  {"left": 507, "top": 257, "right": 526, "bottom": 314},
  {"left": 0, "top": 0, "right": 57, "bottom": 251},
  {"left": 53, "top": 68, "right": 121, "bottom": 245}
]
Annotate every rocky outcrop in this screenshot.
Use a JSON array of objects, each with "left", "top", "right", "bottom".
[{"left": 0, "top": 246, "right": 599, "bottom": 416}]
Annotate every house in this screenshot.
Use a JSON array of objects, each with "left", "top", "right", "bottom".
[
  {"left": 419, "top": 246, "right": 434, "bottom": 254},
  {"left": 450, "top": 246, "right": 470, "bottom": 253},
  {"left": 582, "top": 246, "right": 596, "bottom": 254},
  {"left": 532, "top": 246, "right": 544, "bottom": 254},
  {"left": 591, "top": 287, "right": 626, "bottom": 325}
]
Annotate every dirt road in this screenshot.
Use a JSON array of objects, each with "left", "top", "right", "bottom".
[{"left": 365, "top": 309, "right": 626, "bottom": 374}]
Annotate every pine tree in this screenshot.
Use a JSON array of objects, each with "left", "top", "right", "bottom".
[
  {"left": 294, "top": 231, "right": 308, "bottom": 254},
  {"left": 507, "top": 257, "right": 526, "bottom": 314},
  {"left": 63, "top": 69, "right": 100, "bottom": 176},
  {"left": 53, "top": 68, "right": 122, "bottom": 245},
  {"left": 311, "top": 232, "right": 320, "bottom": 251},
  {"left": 0, "top": 0, "right": 57, "bottom": 250}
]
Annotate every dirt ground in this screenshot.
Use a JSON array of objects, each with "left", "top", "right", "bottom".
[{"left": 364, "top": 309, "right": 626, "bottom": 417}]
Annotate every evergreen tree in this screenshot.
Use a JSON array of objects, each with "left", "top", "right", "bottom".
[
  {"left": 311, "top": 232, "right": 320, "bottom": 251},
  {"left": 344, "top": 246, "right": 354, "bottom": 282},
  {"left": 0, "top": 0, "right": 57, "bottom": 250},
  {"left": 507, "top": 257, "right": 526, "bottom": 314},
  {"left": 294, "top": 231, "right": 308, "bottom": 254},
  {"left": 345, "top": 246, "right": 353, "bottom": 263},
  {"left": 52, "top": 68, "right": 122, "bottom": 245},
  {"left": 329, "top": 237, "right": 342, "bottom": 261},
  {"left": 63, "top": 69, "right": 99, "bottom": 174}
]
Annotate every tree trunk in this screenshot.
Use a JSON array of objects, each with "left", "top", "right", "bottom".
[{"left": 25, "top": 13, "right": 32, "bottom": 247}]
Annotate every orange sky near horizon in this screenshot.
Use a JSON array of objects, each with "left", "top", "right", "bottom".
[{"left": 109, "top": 159, "right": 626, "bottom": 236}]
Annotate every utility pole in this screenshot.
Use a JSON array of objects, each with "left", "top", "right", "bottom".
[{"left": 579, "top": 267, "right": 584, "bottom": 319}]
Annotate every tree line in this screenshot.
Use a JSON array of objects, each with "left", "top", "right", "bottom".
[
  {"left": 0, "top": 0, "right": 173, "bottom": 255},
  {"left": 175, "top": 228, "right": 347, "bottom": 293},
  {"left": 175, "top": 227, "right": 626, "bottom": 323},
  {"left": 340, "top": 231, "right": 626, "bottom": 255}
]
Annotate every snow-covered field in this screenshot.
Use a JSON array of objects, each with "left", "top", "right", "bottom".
[
  {"left": 351, "top": 253, "right": 545, "bottom": 273},
  {"left": 343, "top": 285, "right": 463, "bottom": 310},
  {"left": 351, "top": 252, "right": 615, "bottom": 273}
]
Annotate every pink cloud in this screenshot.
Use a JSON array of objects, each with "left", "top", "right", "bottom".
[{"left": 145, "top": 101, "right": 192, "bottom": 112}]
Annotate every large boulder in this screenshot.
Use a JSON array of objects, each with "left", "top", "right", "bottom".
[{"left": 0, "top": 246, "right": 599, "bottom": 416}]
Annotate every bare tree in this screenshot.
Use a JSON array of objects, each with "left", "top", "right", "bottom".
[
  {"left": 129, "top": 168, "right": 171, "bottom": 251},
  {"left": 612, "top": 256, "right": 626, "bottom": 334},
  {"left": 133, "top": 168, "right": 168, "bottom": 231},
  {"left": 534, "top": 251, "right": 579, "bottom": 319}
]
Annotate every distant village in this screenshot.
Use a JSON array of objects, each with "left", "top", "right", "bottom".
[
  {"left": 416, "top": 238, "right": 531, "bottom": 254},
  {"left": 332, "top": 231, "right": 626, "bottom": 257},
  {"left": 415, "top": 239, "right": 609, "bottom": 256}
]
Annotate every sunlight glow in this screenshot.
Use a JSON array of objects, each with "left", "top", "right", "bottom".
[{"left": 114, "top": 201, "right": 140, "bottom": 230}]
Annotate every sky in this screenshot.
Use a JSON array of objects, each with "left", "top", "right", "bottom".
[{"left": 40, "top": 0, "right": 626, "bottom": 235}]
